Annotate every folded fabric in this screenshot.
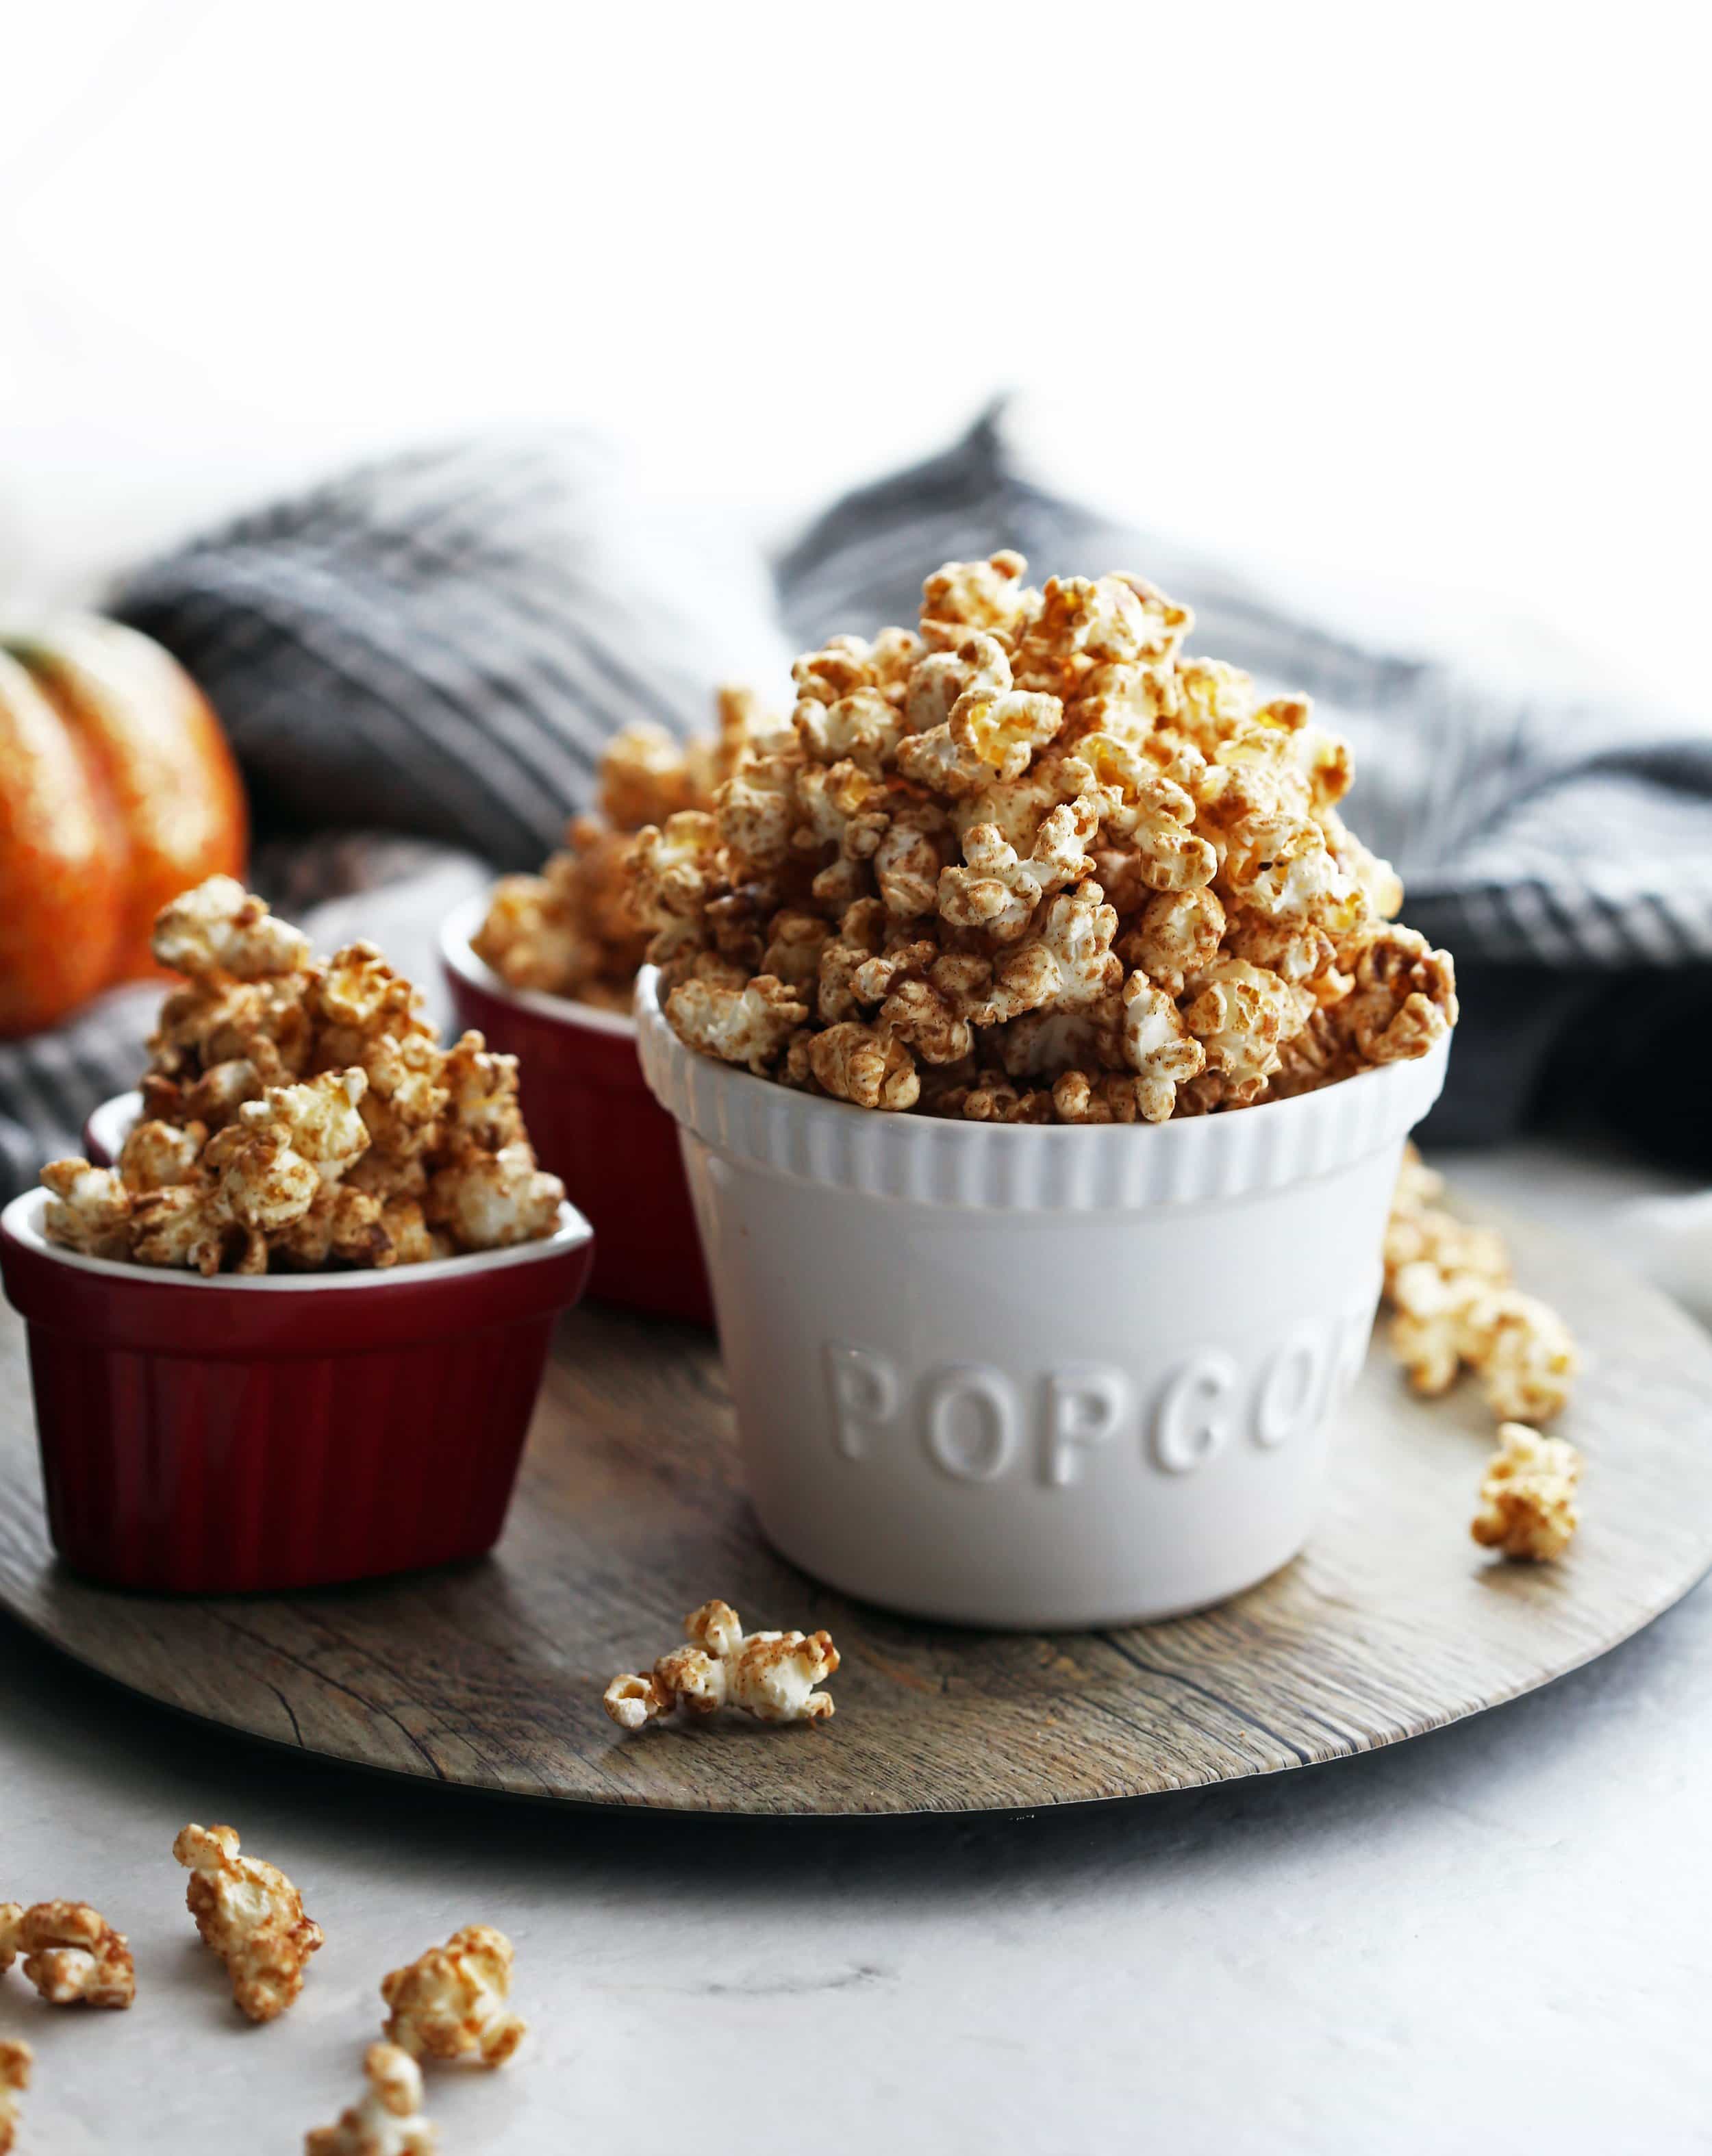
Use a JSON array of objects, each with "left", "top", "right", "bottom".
[{"left": 3, "top": 413, "right": 1709, "bottom": 1198}]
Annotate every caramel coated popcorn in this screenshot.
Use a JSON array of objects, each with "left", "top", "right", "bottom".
[
  {"left": 38, "top": 879, "right": 564, "bottom": 1275},
  {"left": 174, "top": 1823, "right": 324, "bottom": 2023},
  {"left": 625, "top": 557, "right": 1455, "bottom": 1120},
  {"left": 1383, "top": 1146, "right": 1578, "bottom": 1425},
  {"left": 0, "top": 1901, "right": 134, "bottom": 2008},
  {"left": 380, "top": 1927, "right": 526, "bottom": 2068},
  {"left": 305, "top": 2044, "right": 437, "bottom": 2156},
  {"left": 0, "top": 2040, "right": 28, "bottom": 2156},
  {"left": 1471, "top": 1422, "right": 1582, "bottom": 1562},
  {"left": 603, "top": 1599, "right": 840, "bottom": 1729},
  {"left": 473, "top": 688, "right": 772, "bottom": 1006}
]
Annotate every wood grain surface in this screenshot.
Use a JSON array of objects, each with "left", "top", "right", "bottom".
[{"left": 2, "top": 1212, "right": 1710, "bottom": 1817}]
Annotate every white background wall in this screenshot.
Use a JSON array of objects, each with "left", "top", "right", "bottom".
[{"left": 2, "top": 0, "right": 1706, "bottom": 697}]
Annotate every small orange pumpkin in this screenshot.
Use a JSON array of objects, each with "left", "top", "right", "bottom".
[{"left": 0, "top": 617, "right": 246, "bottom": 1038}]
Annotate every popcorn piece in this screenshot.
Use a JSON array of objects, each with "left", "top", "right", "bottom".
[
  {"left": 872, "top": 801, "right": 953, "bottom": 919},
  {"left": 918, "top": 550, "right": 1030, "bottom": 651},
  {"left": 1337, "top": 926, "right": 1459, "bottom": 1064},
  {"left": 0, "top": 1902, "right": 134, "bottom": 2008},
  {"left": 153, "top": 875, "right": 312, "bottom": 981},
  {"left": 937, "top": 799, "right": 1099, "bottom": 942},
  {"left": 117, "top": 1116, "right": 207, "bottom": 1192},
  {"left": 897, "top": 636, "right": 1061, "bottom": 797},
  {"left": 759, "top": 909, "right": 834, "bottom": 994},
  {"left": 1120, "top": 886, "right": 1226, "bottom": 997},
  {"left": 380, "top": 1927, "right": 526, "bottom": 2068},
  {"left": 427, "top": 1143, "right": 564, "bottom": 1252},
  {"left": 174, "top": 1822, "right": 324, "bottom": 2023},
  {"left": 305, "top": 2043, "right": 437, "bottom": 2156},
  {"left": 1387, "top": 1258, "right": 1489, "bottom": 1396},
  {"left": 1078, "top": 734, "right": 1215, "bottom": 892},
  {"left": 438, "top": 1031, "right": 526, "bottom": 1153},
  {"left": 1119, "top": 975, "right": 1206, "bottom": 1120},
  {"left": 987, "top": 882, "right": 1122, "bottom": 1025},
  {"left": 1472, "top": 1422, "right": 1581, "bottom": 1562},
  {"left": 598, "top": 720, "right": 696, "bottom": 831},
  {"left": 39, "top": 1159, "right": 132, "bottom": 1259},
  {"left": 604, "top": 1599, "right": 840, "bottom": 1729},
  {"left": 793, "top": 687, "right": 906, "bottom": 777},
  {"left": 666, "top": 972, "right": 809, "bottom": 1075},
  {"left": 312, "top": 944, "right": 431, "bottom": 1067},
  {"left": 0, "top": 2040, "right": 29, "bottom": 2156},
  {"left": 1181, "top": 957, "right": 1309, "bottom": 1104},
  {"left": 807, "top": 1022, "right": 920, "bottom": 1111},
  {"left": 1463, "top": 1289, "right": 1581, "bottom": 1425},
  {"left": 630, "top": 810, "right": 727, "bottom": 960},
  {"left": 1381, "top": 1153, "right": 1577, "bottom": 1427}
]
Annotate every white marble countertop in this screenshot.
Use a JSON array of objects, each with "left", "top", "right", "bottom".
[{"left": 3, "top": 1141, "right": 1709, "bottom": 2156}]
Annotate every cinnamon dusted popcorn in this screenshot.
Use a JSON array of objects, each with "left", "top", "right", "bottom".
[
  {"left": 38, "top": 878, "right": 564, "bottom": 1275},
  {"left": 305, "top": 2044, "right": 436, "bottom": 2156},
  {"left": 603, "top": 1598, "right": 840, "bottom": 1729},
  {"left": 472, "top": 688, "right": 772, "bottom": 1006},
  {"left": 174, "top": 1822, "right": 324, "bottom": 2023},
  {"left": 0, "top": 1901, "right": 134, "bottom": 2008},
  {"left": 380, "top": 1927, "right": 526, "bottom": 2068},
  {"left": 0, "top": 2040, "right": 28, "bottom": 2156},
  {"left": 1472, "top": 1422, "right": 1582, "bottom": 1562},
  {"left": 1382, "top": 1146, "right": 1579, "bottom": 1425},
  {"left": 622, "top": 555, "right": 1455, "bottom": 1122}
]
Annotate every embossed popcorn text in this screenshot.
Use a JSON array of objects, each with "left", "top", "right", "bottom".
[{"left": 823, "top": 1303, "right": 1372, "bottom": 1486}]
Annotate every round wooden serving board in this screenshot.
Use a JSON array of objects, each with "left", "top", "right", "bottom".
[{"left": 2, "top": 1211, "right": 1710, "bottom": 1818}]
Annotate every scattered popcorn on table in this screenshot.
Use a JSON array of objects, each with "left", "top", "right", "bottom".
[
  {"left": 604, "top": 1599, "right": 840, "bottom": 1729},
  {"left": 174, "top": 1822, "right": 324, "bottom": 2023},
  {"left": 615, "top": 557, "right": 1455, "bottom": 1120},
  {"left": 305, "top": 2043, "right": 437, "bottom": 2156},
  {"left": 380, "top": 1926, "right": 526, "bottom": 2068},
  {"left": 0, "top": 2040, "right": 29, "bottom": 2156},
  {"left": 1472, "top": 1422, "right": 1582, "bottom": 1562},
  {"left": 1383, "top": 1145, "right": 1578, "bottom": 1425},
  {"left": 37, "top": 877, "right": 564, "bottom": 1275},
  {"left": 0, "top": 1901, "right": 134, "bottom": 2008},
  {"left": 473, "top": 688, "right": 771, "bottom": 1007}
]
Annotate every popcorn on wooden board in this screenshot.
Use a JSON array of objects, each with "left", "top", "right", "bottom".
[
  {"left": 1381, "top": 1146, "right": 1579, "bottom": 1425},
  {"left": 1472, "top": 1422, "right": 1582, "bottom": 1562},
  {"left": 38, "top": 879, "right": 564, "bottom": 1276},
  {"left": 380, "top": 1927, "right": 526, "bottom": 2068},
  {"left": 604, "top": 1599, "right": 840, "bottom": 1730},
  {"left": 613, "top": 555, "right": 1455, "bottom": 1123},
  {"left": 305, "top": 2044, "right": 437, "bottom": 2156},
  {"left": 0, "top": 1901, "right": 134, "bottom": 2008},
  {"left": 174, "top": 1822, "right": 324, "bottom": 2023},
  {"left": 0, "top": 2040, "right": 29, "bottom": 2156}
]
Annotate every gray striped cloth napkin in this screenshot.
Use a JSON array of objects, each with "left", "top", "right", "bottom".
[{"left": 3, "top": 413, "right": 1708, "bottom": 1197}]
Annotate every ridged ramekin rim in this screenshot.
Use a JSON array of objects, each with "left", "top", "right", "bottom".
[
  {"left": 0, "top": 1186, "right": 591, "bottom": 1292},
  {"left": 634, "top": 965, "right": 1450, "bottom": 1207}
]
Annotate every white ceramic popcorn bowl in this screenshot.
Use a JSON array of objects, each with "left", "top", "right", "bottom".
[{"left": 636, "top": 968, "right": 1451, "bottom": 1631}]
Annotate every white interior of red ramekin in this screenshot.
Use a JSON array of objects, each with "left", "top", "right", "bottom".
[
  {"left": 0, "top": 1188, "right": 590, "bottom": 1291},
  {"left": 440, "top": 892, "right": 638, "bottom": 1038}
]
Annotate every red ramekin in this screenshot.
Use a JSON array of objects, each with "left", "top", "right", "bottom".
[
  {"left": 439, "top": 895, "right": 712, "bottom": 1324},
  {"left": 0, "top": 1183, "right": 593, "bottom": 1594}
]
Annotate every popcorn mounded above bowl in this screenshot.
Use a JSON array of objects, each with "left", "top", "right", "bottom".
[
  {"left": 622, "top": 552, "right": 1457, "bottom": 1124},
  {"left": 37, "top": 875, "right": 567, "bottom": 1277}
]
